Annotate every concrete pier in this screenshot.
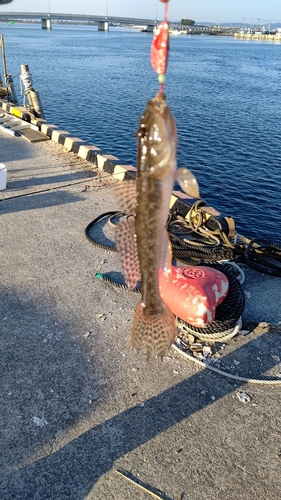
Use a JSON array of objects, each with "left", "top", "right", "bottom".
[
  {"left": 235, "top": 32, "right": 281, "bottom": 42},
  {"left": 0, "top": 107, "right": 281, "bottom": 499},
  {"left": 98, "top": 20, "right": 109, "bottom": 31},
  {"left": 41, "top": 18, "right": 52, "bottom": 30}
]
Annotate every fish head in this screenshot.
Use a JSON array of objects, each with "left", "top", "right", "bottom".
[{"left": 137, "top": 92, "right": 177, "bottom": 178}]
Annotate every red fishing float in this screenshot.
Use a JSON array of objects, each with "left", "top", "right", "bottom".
[
  {"left": 151, "top": 0, "right": 170, "bottom": 91},
  {"left": 159, "top": 266, "right": 229, "bottom": 328},
  {"left": 151, "top": 22, "right": 169, "bottom": 78}
]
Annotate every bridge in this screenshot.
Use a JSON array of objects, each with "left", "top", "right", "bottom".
[{"left": 0, "top": 12, "right": 158, "bottom": 31}]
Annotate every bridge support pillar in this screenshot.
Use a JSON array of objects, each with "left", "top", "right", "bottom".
[
  {"left": 146, "top": 24, "right": 155, "bottom": 32},
  {"left": 41, "top": 18, "right": 52, "bottom": 30},
  {"left": 98, "top": 21, "right": 109, "bottom": 31}
]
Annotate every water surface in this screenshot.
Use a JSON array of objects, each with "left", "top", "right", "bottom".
[{"left": 2, "top": 24, "right": 281, "bottom": 244}]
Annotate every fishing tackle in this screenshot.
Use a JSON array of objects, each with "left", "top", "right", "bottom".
[{"left": 151, "top": 0, "right": 170, "bottom": 91}]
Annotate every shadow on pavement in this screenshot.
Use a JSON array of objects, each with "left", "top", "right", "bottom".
[
  {"left": 0, "top": 189, "right": 85, "bottom": 214},
  {"left": 1, "top": 313, "right": 281, "bottom": 498},
  {"left": 0, "top": 136, "right": 39, "bottom": 163},
  {"left": 0, "top": 286, "right": 111, "bottom": 495}
]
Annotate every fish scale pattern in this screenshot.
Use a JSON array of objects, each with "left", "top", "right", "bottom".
[
  {"left": 112, "top": 180, "right": 137, "bottom": 216},
  {"left": 115, "top": 216, "right": 140, "bottom": 289}
]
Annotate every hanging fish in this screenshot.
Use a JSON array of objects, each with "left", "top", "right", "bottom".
[{"left": 114, "top": 93, "right": 199, "bottom": 358}]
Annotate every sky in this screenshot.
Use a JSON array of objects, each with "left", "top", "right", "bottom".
[{"left": 0, "top": 0, "right": 280, "bottom": 24}]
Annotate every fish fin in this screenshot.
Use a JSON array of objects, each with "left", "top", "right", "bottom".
[
  {"left": 160, "top": 231, "right": 173, "bottom": 279},
  {"left": 115, "top": 215, "right": 140, "bottom": 289},
  {"left": 131, "top": 302, "right": 177, "bottom": 358},
  {"left": 176, "top": 168, "right": 200, "bottom": 198},
  {"left": 112, "top": 180, "right": 137, "bottom": 216}
]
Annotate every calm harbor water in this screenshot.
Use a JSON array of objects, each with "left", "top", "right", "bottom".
[{"left": 1, "top": 24, "right": 281, "bottom": 245}]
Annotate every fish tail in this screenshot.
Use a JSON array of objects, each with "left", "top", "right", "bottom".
[{"left": 131, "top": 302, "right": 177, "bottom": 358}]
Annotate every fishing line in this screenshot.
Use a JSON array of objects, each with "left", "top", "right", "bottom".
[
  {"left": 160, "top": 0, "right": 169, "bottom": 93},
  {"left": 0, "top": 21, "right": 14, "bottom": 36},
  {"left": 151, "top": 0, "right": 170, "bottom": 93},
  {"left": 0, "top": 167, "right": 121, "bottom": 202}
]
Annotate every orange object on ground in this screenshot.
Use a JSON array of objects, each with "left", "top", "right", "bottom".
[{"left": 159, "top": 266, "right": 229, "bottom": 328}]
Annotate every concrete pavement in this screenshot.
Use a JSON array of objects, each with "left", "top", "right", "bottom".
[{"left": 0, "top": 132, "right": 281, "bottom": 500}]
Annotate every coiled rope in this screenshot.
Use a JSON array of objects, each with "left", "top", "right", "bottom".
[
  {"left": 168, "top": 205, "right": 281, "bottom": 276},
  {"left": 86, "top": 211, "right": 245, "bottom": 339},
  {"left": 86, "top": 211, "right": 281, "bottom": 384},
  {"left": 172, "top": 343, "right": 281, "bottom": 385}
]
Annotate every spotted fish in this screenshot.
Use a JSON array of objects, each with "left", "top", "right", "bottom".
[{"left": 114, "top": 92, "right": 199, "bottom": 357}]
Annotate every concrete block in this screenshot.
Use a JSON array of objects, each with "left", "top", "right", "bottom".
[
  {"left": 113, "top": 164, "right": 136, "bottom": 181},
  {"left": 41, "top": 123, "right": 58, "bottom": 137},
  {"left": 77, "top": 145, "right": 101, "bottom": 161},
  {"left": 96, "top": 154, "right": 119, "bottom": 170},
  {"left": 102, "top": 160, "right": 116, "bottom": 175},
  {"left": 72, "top": 141, "right": 86, "bottom": 154},
  {"left": 98, "top": 155, "right": 120, "bottom": 174},
  {"left": 104, "top": 154, "right": 119, "bottom": 161},
  {"left": 52, "top": 129, "right": 70, "bottom": 144},
  {"left": 1, "top": 101, "right": 11, "bottom": 111},
  {"left": 10, "top": 106, "right": 31, "bottom": 121},
  {"left": 58, "top": 132, "right": 71, "bottom": 146},
  {"left": 87, "top": 149, "right": 100, "bottom": 163},
  {"left": 97, "top": 154, "right": 109, "bottom": 170},
  {"left": 31, "top": 118, "right": 47, "bottom": 129},
  {"left": 64, "top": 137, "right": 84, "bottom": 153}
]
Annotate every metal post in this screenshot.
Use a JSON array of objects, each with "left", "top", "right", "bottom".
[
  {"left": 0, "top": 36, "right": 3, "bottom": 88},
  {"left": 1, "top": 35, "right": 18, "bottom": 104},
  {"left": 1, "top": 35, "right": 7, "bottom": 78}
]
